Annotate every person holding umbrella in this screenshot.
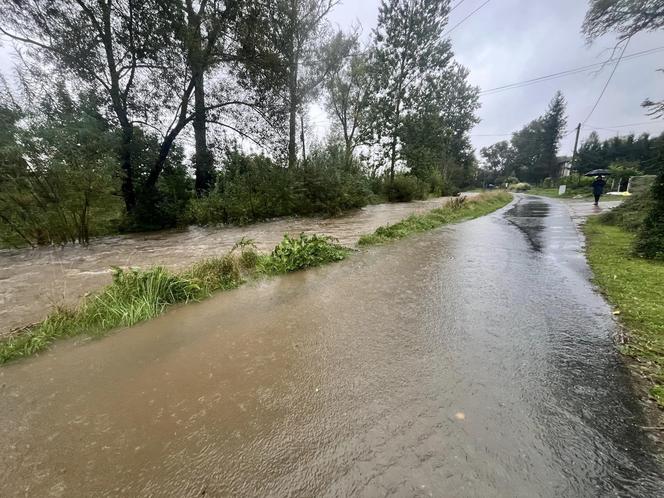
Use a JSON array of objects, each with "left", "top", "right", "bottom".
[
  {"left": 592, "top": 175, "right": 606, "bottom": 206},
  {"left": 584, "top": 169, "right": 611, "bottom": 206}
]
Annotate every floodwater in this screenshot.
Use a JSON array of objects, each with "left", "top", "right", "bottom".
[
  {"left": 1, "top": 195, "right": 662, "bottom": 497},
  {"left": 0, "top": 197, "right": 453, "bottom": 336}
]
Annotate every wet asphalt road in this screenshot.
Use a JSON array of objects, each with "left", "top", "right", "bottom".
[{"left": 0, "top": 194, "right": 662, "bottom": 497}]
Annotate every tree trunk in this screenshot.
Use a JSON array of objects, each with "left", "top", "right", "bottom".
[
  {"left": 287, "top": 0, "right": 299, "bottom": 169},
  {"left": 300, "top": 112, "right": 306, "bottom": 163},
  {"left": 192, "top": 67, "right": 213, "bottom": 194},
  {"left": 188, "top": 3, "right": 214, "bottom": 195},
  {"left": 119, "top": 124, "right": 136, "bottom": 212},
  {"left": 288, "top": 60, "right": 298, "bottom": 168}
]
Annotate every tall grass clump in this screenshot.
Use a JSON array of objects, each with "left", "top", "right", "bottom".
[
  {"left": 259, "top": 233, "right": 350, "bottom": 275},
  {"left": 0, "top": 262, "right": 241, "bottom": 364},
  {"left": 358, "top": 192, "right": 512, "bottom": 246}
]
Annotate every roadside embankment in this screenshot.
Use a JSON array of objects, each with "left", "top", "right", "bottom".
[{"left": 585, "top": 217, "right": 664, "bottom": 409}]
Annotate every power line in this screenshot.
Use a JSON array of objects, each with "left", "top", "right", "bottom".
[
  {"left": 449, "top": 0, "right": 468, "bottom": 13},
  {"left": 582, "top": 38, "right": 630, "bottom": 125},
  {"left": 584, "top": 120, "right": 664, "bottom": 130},
  {"left": 479, "top": 45, "right": 664, "bottom": 96},
  {"left": 445, "top": 0, "right": 492, "bottom": 36}
]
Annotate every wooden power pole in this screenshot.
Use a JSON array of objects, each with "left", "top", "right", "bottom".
[{"left": 571, "top": 123, "right": 581, "bottom": 169}]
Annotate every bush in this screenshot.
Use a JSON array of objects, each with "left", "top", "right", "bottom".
[
  {"left": 184, "top": 146, "right": 372, "bottom": 226},
  {"left": 510, "top": 182, "right": 531, "bottom": 192},
  {"left": 634, "top": 168, "right": 664, "bottom": 260},
  {"left": 259, "top": 233, "right": 349, "bottom": 274},
  {"left": 385, "top": 174, "right": 427, "bottom": 202},
  {"left": 600, "top": 190, "right": 653, "bottom": 232}
]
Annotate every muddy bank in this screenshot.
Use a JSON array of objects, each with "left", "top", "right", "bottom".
[{"left": 0, "top": 197, "right": 455, "bottom": 336}]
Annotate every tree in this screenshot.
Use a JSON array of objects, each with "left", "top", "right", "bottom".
[
  {"left": 0, "top": 0, "right": 173, "bottom": 214},
  {"left": 0, "top": 83, "right": 120, "bottom": 246},
  {"left": 237, "top": 0, "right": 343, "bottom": 168},
  {"left": 325, "top": 41, "right": 371, "bottom": 166},
  {"left": 160, "top": 0, "right": 245, "bottom": 194},
  {"left": 480, "top": 141, "right": 515, "bottom": 181},
  {"left": 399, "top": 63, "right": 480, "bottom": 191},
  {"left": 577, "top": 131, "right": 604, "bottom": 173},
  {"left": 368, "top": 0, "right": 453, "bottom": 182},
  {"left": 583, "top": 0, "right": 664, "bottom": 116},
  {"left": 0, "top": 0, "right": 254, "bottom": 223},
  {"left": 540, "top": 91, "right": 567, "bottom": 179}
]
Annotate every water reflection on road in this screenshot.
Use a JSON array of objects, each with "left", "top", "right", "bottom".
[{"left": 0, "top": 195, "right": 662, "bottom": 496}]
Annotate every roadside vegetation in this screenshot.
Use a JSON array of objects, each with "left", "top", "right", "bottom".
[
  {"left": 359, "top": 192, "right": 512, "bottom": 245},
  {"left": 584, "top": 171, "right": 664, "bottom": 406},
  {"left": 0, "top": 193, "right": 509, "bottom": 364}
]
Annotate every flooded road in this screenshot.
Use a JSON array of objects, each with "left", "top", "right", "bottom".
[
  {"left": 1, "top": 195, "right": 662, "bottom": 496},
  {"left": 0, "top": 197, "right": 453, "bottom": 336}
]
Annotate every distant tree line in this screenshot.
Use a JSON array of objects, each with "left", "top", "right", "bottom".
[
  {"left": 479, "top": 91, "right": 567, "bottom": 185},
  {"left": 0, "top": 0, "right": 480, "bottom": 247},
  {"left": 576, "top": 130, "right": 664, "bottom": 176}
]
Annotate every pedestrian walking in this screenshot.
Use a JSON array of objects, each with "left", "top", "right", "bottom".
[{"left": 592, "top": 175, "right": 606, "bottom": 206}]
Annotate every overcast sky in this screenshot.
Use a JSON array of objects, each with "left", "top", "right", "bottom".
[
  {"left": 1, "top": 1, "right": 663, "bottom": 158},
  {"left": 321, "top": 0, "right": 664, "bottom": 156}
]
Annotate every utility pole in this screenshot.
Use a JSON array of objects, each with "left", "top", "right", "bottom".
[
  {"left": 570, "top": 122, "right": 581, "bottom": 168},
  {"left": 571, "top": 122, "right": 581, "bottom": 187}
]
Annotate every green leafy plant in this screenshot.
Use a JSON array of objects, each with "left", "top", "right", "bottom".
[{"left": 259, "top": 233, "right": 350, "bottom": 274}]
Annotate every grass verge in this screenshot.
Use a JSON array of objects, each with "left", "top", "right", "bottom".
[
  {"left": 584, "top": 217, "right": 664, "bottom": 406},
  {"left": 358, "top": 191, "right": 513, "bottom": 246},
  {"left": 528, "top": 187, "right": 593, "bottom": 199},
  {"left": 0, "top": 234, "right": 348, "bottom": 364}
]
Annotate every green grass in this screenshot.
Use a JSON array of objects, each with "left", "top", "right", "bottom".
[
  {"left": 358, "top": 192, "right": 513, "bottom": 246},
  {"left": 529, "top": 187, "right": 593, "bottom": 198},
  {"left": 0, "top": 234, "right": 349, "bottom": 364},
  {"left": 584, "top": 217, "right": 664, "bottom": 406}
]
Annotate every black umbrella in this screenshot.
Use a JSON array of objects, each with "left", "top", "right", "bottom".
[{"left": 584, "top": 169, "right": 612, "bottom": 177}]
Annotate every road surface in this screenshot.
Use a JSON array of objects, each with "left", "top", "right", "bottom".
[{"left": 0, "top": 195, "right": 662, "bottom": 497}]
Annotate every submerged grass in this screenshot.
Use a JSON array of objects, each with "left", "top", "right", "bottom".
[
  {"left": 358, "top": 191, "right": 513, "bottom": 246},
  {"left": 0, "top": 233, "right": 349, "bottom": 364},
  {"left": 584, "top": 217, "right": 664, "bottom": 407}
]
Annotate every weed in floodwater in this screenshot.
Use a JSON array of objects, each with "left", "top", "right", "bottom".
[
  {"left": 358, "top": 192, "right": 512, "bottom": 246},
  {"left": 186, "top": 256, "right": 243, "bottom": 295},
  {"left": 258, "top": 233, "right": 350, "bottom": 275}
]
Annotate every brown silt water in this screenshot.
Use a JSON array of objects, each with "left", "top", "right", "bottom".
[{"left": 0, "top": 196, "right": 662, "bottom": 496}]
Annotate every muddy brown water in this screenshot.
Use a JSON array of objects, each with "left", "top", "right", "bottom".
[
  {"left": 0, "top": 197, "right": 455, "bottom": 337},
  {"left": 1, "top": 195, "right": 662, "bottom": 497}
]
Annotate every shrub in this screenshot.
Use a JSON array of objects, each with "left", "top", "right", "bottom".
[
  {"left": 634, "top": 168, "right": 664, "bottom": 260},
  {"left": 600, "top": 189, "right": 653, "bottom": 232},
  {"left": 385, "top": 174, "right": 427, "bottom": 202},
  {"left": 184, "top": 146, "right": 372, "bottom": 226},
  {"left": 259, "top": 233, "right": 349, "bottom": 274},
  {"left": 510, "top": 182, "right": 531, "bottom": 192}
]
